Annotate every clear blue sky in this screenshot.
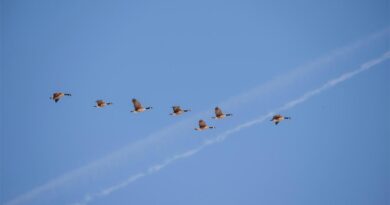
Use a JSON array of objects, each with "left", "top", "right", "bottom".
[{"left": 1, "top": 0, "right": 389, "bottom": 205}]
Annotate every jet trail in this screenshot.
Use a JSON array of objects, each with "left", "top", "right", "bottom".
[
  {"left": 5, "top": 28, "right": 390, "bottom": 205},
  {"left": 71, "top": 51, "right": 390, "bottom": 205},
  {"left": 5, "top": 28, "right": 388, "bottom": 205}
]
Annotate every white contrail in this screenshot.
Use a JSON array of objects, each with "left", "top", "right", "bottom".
[
  {"left": 4, "top": 28, "right": 389, "bottom": 205},
  {"left": 219, "top": 28, "right": 390, "bottom": 109},
  {"left": 72, "top": 51, "right": 390, "bottom": 205}
]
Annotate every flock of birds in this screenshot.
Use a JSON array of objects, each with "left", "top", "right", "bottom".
[{"left": 50, "top": 92, "right": 291, "bottom": 130}]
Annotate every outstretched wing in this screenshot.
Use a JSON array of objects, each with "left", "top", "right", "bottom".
[
  {"left": 199, "top": 120, "right": 207, "bottom": 129},
  {"left": 132, "top": 98, "right": 143, "bottom": 110},
  {"left": 215, "top": 107, "right": 224, "bottom": 117}
]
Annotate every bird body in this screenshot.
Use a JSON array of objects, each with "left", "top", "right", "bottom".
[
  {"left": 271, "top": 114, "right": 291, "bottom": 125},
  {"left": 195, "top": 120, "right": 215, "bottom": 131},
  {"left": 212, "top": 107, "right": 233, "bottom": 119},
  {"left": 170, "top": 106, "right": 191, "bottom": 116},
  {"left": 50, "top": 92, "right": 71, "bottom": 103},
  {"left": 131, "top": 98, "right": 152, "bottom": 113},
  {"left": 94, "top": 100, "right": 113, "bottom": 108}
]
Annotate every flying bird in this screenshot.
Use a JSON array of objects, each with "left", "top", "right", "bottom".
[
  {"left": 212, "top": 107, "right": 233, "bottom": 119},
  {"left": 50, "top": 92, "right": 71, "bottom": 103},
  {"left": 195, "top": 119, "right": 215, "bottom": 131},
  {"left": 131, "top": 98, "right": 152, "bottom": 113},
  {"left": 270, "top": 114, "right": 291, "bottom": 125},
  {"left": 94, "top": 100, "right": 113, "bottom": 108},
  {"left": 170, "top": 106, "right": 191, "bottom": 116}
]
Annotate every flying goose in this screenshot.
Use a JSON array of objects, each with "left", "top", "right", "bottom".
[
  {"left": 170, "top": 106, "right": 191, "bottom": 116},
  {"left": 131, "top": 98, "right": 152, "bottom": 113},
  {"left": 271, "top": 114, "right": 291, "bottom": 125},
  {"left": 94, "top": 100, "right": 113, "bottom": 108},
  {"left": 50, "top": 92, "right": 71, "bottom": 103},
  {"left": 212, "top": 107, "right": 233, "bottom": 119},
  {"left": 195, "top": 119, "right": 215, "bottom": 131}
]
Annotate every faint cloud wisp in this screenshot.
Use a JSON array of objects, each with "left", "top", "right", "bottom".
[
  {"left": 72, "top": 51, "right": 390, "bottom": 205},
  {"left": 4, "top": 28, "right": 389, "bottom": 205}
]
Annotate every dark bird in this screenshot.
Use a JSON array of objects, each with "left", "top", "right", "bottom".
[
  {"left": 94, "top": 100, "right": 113, "bottom": 108},
  {"left": 50, "top": 92, "right": 71, "bottom": 103},
  {"left": 131, "top": 98, "right": 152, "bottom": 113},
  {"left": 270, "top": 114, "right": 291, "bottom": 125},
  {"left": 212, "top": 107, "right": 233, "bottom": 119},
  {"left": 195, "top": 119, "right": 215, "bottom": 131},
  {"left": 170, "top": 106, "right": 191, "bottom": 116}
]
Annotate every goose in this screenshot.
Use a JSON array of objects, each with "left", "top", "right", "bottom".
[
  {"left": 94, "top": 100, "right": 113, "bottom": 108},
  {"left": 50, "top": 92, "right": 71, "bottom": 103},
  {"left": 131, "top": 98, "right": 152, "bottom": 113},
  {"left": 170, "top": 106, "right": 191, "bottom": 116},
  {"left": 271, "top": 114, "right": 291, "bottom": 125},
  {"left": 194, "top": 119, "right": 215, "bottom": 131},
  {"left": 212, "top": 107, "right": 233, "bottom": 119}
]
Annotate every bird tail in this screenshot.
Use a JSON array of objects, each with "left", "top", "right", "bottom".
[
  {"left": 64, "top": 93, "right": 71, "bottom": 96},
  {"left": 146, "top": 107, "right": 153, "bottom": 110}
]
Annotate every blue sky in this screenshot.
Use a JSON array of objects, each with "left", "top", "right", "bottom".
[{"left": 1, "top": 0, "right": 389, "bottom": 205}]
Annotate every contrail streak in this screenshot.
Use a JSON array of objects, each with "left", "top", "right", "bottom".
[
  {"left": 219, "top": 28, "right": 390, "bottom": 109},
  {"left": 5, "top": 28, "right": 389, "bottom": 205},
  {"left": 72, "top": 51, "right": 390, "bottom": 205}
]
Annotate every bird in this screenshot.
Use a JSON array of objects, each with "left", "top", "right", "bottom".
[
  {"left": 170, "top": 106, "right": 191, "bottom": 116},
  {"left": 94, "top": 100, "right": 113, "bottom": 108},
  {"left": 270, "top": 114, "right": 291, "bottom": 125},
  {"left": 131, "top": 98, "right": 152, "bottom": 113},
  {"left": 50, "top": 92, "right": 71, "bottom": 103},
  {"left": 195, "top": 119, "right": 215, "bottom": 131},
  {"left": 212, "top": 106, "right": 233, "bottom": 119}
]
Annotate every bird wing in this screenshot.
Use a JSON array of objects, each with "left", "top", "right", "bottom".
[
  {"left": 173, "top": 106, "right": 182, "bottom": 113},
  {"left": 199, "top": 120, "right": 207, "bottom": 128},
  {"left": 96, "top": 100, "right": 104, "bottom": 106},
  {"left": 132, "top": 99, "right": 143, "bottom": 110},
  {"left": 53, "top": 92, "right": 62, "bottom": 98},
  {"left": 215, "top": 107, "right": 224, "bottom": 117},
  {"left": 272, "top": 114, "right": 282, "bottom": 120}
]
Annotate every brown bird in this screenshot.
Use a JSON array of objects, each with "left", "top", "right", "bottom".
[
  {"left": 270, "top": 114, "right": 291, "bottom": 125},
  {"left": 131, "top": 98, "right": 152, "bottom": 113},
  {"left": 212, "top": 107, "right": 233, "bottom": 119},
  {"left": 194, "top": 119, "right": 215, "bottom": 131},
  {"left": 170, "top": 106, "right": 191, "bottom": 116},
  {"left": 50, "top": 92, "right": 71, "bottom": 103},
  {"left": 94, "top": 100, "right": 113, "bottom": 108}
]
